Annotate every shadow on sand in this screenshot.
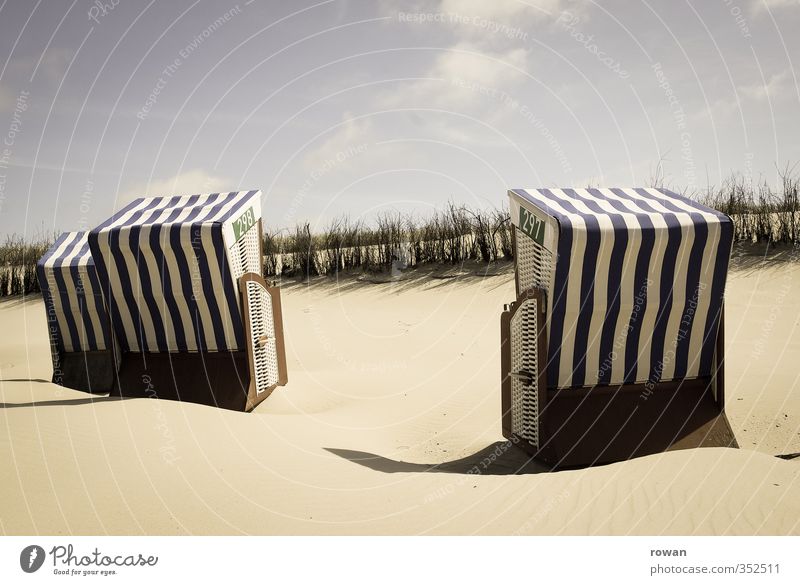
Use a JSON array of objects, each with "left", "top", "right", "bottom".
[
  {"left": 278, "top": 260, "right": 515, "bottom": 296},
  {"left": 0, "top": 378, "right": 52, "bottom": 384},
  {"left": 326, "top": 441, "right": 551, "bottom": 475},
  {"left": 728, "top": 241, "right": 800, "bottom": 275},
  {"left": 0, "top": 395, "right": 123, "bottom": 409},
  {"left": 0, "top": 294, "right": 44, "bottom": 309}
]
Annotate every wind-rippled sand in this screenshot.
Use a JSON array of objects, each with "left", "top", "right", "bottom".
[{"left": 1, "top": 260, "right": 798, "bottom": 534}]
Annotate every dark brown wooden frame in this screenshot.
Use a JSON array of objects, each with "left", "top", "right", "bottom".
[
  {"left": 500, "top": 287, "right": 548, "bottom": 440},
  {"left": 238, "top": 272, "right": 289, "bottom": 411}
]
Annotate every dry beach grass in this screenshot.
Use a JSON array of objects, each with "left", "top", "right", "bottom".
[{"left": 2, "top": 173, "right": 799, "bottom": 291}]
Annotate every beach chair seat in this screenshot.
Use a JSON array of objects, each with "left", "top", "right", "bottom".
[
  {"left": 88, "top": 190, "right": 287, "bottom": 411},
  {"left": 501, "top": 188, "right": 738, "bottom": 467},
  {"left": 36, "top": 231, "right": 118, "bottom": 393}
]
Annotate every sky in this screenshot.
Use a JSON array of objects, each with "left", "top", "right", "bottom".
[{"left": 0, "top": 0, "right": 798, "bottom": 238}]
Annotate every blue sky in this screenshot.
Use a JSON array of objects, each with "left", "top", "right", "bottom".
[{"left": 0, "top": 0, "right": 798, "bottom": 238}]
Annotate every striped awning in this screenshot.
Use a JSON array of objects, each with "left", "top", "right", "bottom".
[
  {"left": 509, "top": 187, "right": 733, "bottom": 389},
  {"left": 37, "top": 231, "right": 112, "bottom": 352},
  {"left": 88, "top": 190, "right": 262, "bottom": 353}
]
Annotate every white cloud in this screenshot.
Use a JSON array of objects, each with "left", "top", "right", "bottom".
[
  {"left": 738, "top": 69, "right": 794, "bottom": 101},
  {"left": 6, "top": 48, "right": 74, "bottom": 84},
  {"left": 436, "top": 0, "right": 575, "bottom": 50},
  {"left": 750, "top": 0, "right": 800, "bottom": 14},
  {"left": 439, "top": 0, "right": 563, "bottom": 22},
  {"left": 302, "top": 115, "right": 374, "bottom": 172},
  {"left": 380, "top": 43, "right": 529, "bottom": 112},
  {"left": 365, "top": 1, "right": 571, "bottom": 149},
  {"left": 692, "top": 97, "right": 740, "bottom": 123},
  {"left": 433, "top": 44, "right": 528, "bottom": 84},
  {"left": 31, "top": 48, "right": 74, "bottom": 83},
  {"left": 118, "top": 169, "right": 231, "bottom": 208},
  {"left": 378, "top": 0, "right": 561, "bottom": 114},
  {"left": 689, "top": 68, "right": 796, "bottom": 127}
]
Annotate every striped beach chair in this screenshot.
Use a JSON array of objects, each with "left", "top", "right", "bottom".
[
  {"left": 37, "top": 231, "right": 118, "bottom": 393},
  {"left": 501, "top": 187, "right": 737, "bottom": 467},
  {"left": 87, "top": 190, "right": 287, "bottom": 411}
]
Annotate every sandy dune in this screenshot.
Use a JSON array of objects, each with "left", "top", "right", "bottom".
[{"left": 1, "top": 257, "right": 799, "bottom": 535}]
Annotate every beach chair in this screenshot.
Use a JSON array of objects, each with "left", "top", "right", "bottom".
[
  {"left": 36, "top": 231, "right": 118, "bottom": 393},
  {"left": 87, "top": 190, "right": 287, "bottom": 411},
  {"left": 501, "top": 188, "right": 737, "bottom": 467}
]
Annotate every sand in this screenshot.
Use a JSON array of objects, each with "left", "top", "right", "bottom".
[{"left": 1, "top": 258, "right": 798, "bottom": 535}]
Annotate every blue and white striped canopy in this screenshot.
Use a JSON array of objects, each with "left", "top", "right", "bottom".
[
  {"left": 37, "top": 231, "right": 112, "bottom": 353},
  {"left": 509, "top": 187, "right": 733, "bottom": 389},
  {"left": 88, "top": 190, "right": 262, "bottom": 353}
]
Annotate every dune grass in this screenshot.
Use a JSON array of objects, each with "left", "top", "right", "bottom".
[
  {"left": 267, "top": 170, "right": 800, "bottom": 277},
  {"left": 2, "top": 171, "right": 799, "bottom": 294},
  {"left": 266, "top": 202, "right": 513, "bottom": 278},
  {"left": 0, "top": 234, "right": 50, "bottom": 297},
  {"left": 696, "top": 169, "right": 799, "bottom": 245}
]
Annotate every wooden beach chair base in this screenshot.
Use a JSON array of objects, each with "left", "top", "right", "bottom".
[
  {"left": 112, "top": 351, "right": 253, "bottom": 411},
  {"left": 503, "top": 380, "right": 738, "bottom": 469},
  {"left": 109, "top": 275, "right": 288, "bottom": 412},
  {"left": 52, "top": 350, "right": 117, "bottom": 394},
  {"left": 501, "top": 287, "right": 737, "bottom": 469}
]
